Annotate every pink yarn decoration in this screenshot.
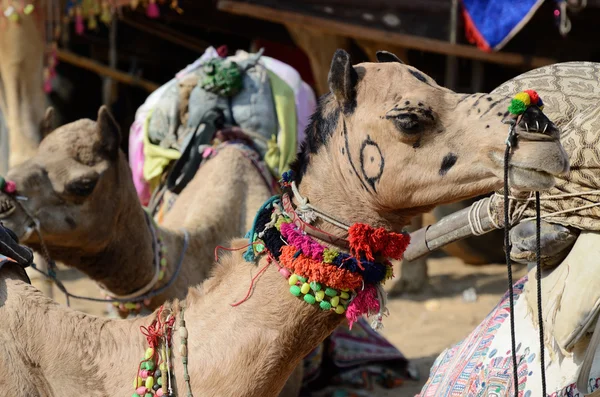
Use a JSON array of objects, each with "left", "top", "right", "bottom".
[
  {"left": 43, "top": 79, "right": 52, "bottom": 94},
  {"left": 146, "top": 2, "right": 160, "bottom": 18},
  {"left": 75, "top": 14, "right": 85, "bottom": 35},
  {"left": 202, "top": 147, "right": 216, "bottom": 159},
  {"left": 345, "top": 285, "right": 380, "bottom": 329},
  {"left": 4, "top": 181, "right": 16, "bottom": 194},
  {"left": 280, "top": 222, "right": 324, "bottom": 261}
]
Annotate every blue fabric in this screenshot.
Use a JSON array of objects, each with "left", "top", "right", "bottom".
[{"left": 462, "top": 0, "right": 544, "bottom": 51}]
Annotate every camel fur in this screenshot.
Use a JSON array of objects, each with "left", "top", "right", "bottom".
[{"left": 0, "top": 49, "right": 568, "bottom": 396}]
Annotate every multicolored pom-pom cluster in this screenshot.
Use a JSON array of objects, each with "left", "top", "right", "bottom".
[
  {"left": 245, "top": 171, "right": 411, "bottom": 329},
  {"left": 508, "top": 89, "right": 544, "bottom": 116}
]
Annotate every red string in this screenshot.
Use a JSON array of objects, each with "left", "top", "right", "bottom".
[
  {"left": 230, "top": 260, "right": 271, "bottom": 307},
  {"left": 214, "top": 241, "right": 262, "bottom": 261}
]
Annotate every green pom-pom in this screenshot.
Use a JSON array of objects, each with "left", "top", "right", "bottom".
[
  {"left": 310, "top": 281, "right": 321, "bottom": 291},
  {"left": 319, "top": 301, "right": 332, "bottom": 310},
  {"left": 290, "top": 285, "right": 301, "bottom": 296},
  {"left": 508, "top": 99, "right": 528, "bottom": 115},
  {"left": 303, "top": 294, "right": 316, "bottom": 304},
  {"left": 199, "top": 58, "right": 243, "bottom": 97}
]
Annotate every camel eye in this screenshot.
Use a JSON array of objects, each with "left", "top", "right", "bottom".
[
  {"left": 388, "top": 113, "right": 422, "bottom": 135},
  {"left": 65, "top": 177, "right": 98, "bottom": 197}
]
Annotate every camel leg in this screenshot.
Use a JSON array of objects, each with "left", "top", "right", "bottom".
[
  {"left": 0, "top": 13, "right": 45, "bottom": 168},
  {"left": 277, "top": 363, "right": 304, "bottom": 397},
  {"left": 285, "top": 24, "right": 351, "bottom": 96},
  {"left": 389, "top": 214, "right": 429, "bottom": 295},
  {"left": 0, "top": 110, "right": 8, "bottom": 174}
]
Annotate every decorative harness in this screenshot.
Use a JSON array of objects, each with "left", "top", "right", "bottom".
[{"left": 242, "top": 171, "right": 410, "bottom": 330}]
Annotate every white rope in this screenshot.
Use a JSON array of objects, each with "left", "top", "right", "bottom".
[
  {"left": 468, "top": 198, "right": 487, "bottom": 235},
  {"left": 506, "top": 189, "right": 600, "bottom": 201},
  {"left": 290, "top": 181, "right": 351, "bottom": 231},
  {"left": 520, "top": 201, "right": 600, "bottom": 223}
]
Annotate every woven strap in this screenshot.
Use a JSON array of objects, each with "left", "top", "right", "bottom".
[{"left": 281, "top": 193, "right": 349, "bottom": 249}]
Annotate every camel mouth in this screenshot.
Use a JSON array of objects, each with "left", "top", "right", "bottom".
[
  {"left": 508, "top": 166, "right": 555, "bottom": 191},
  {"left": 0, "top": 199, "right": 16, "bottom": 219}
]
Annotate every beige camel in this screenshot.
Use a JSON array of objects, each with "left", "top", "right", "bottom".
[
  {"left": 0, "top": 49, "right": 568, "bottom": 396},
  {"left": 0, "top": 9, "right": 46, "bottom": 174},
  {"left": 0, "top": 105, "right": 272, "bottom": 312}
]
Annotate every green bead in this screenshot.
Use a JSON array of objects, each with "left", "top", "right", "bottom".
[
  {"left": 124, "top": 302, "right": 137, "bottom": 310},
  {"left": 145, "top": 360, "right": 155, "bottom": 370},
  {"left": 303, "top": 294, "right": 316, "bottom": 305},
  {"left": 319, "top": 301, "right": 332, "bottom": 310},
  {"left": 325, "top": 288, "right": 337, "bottom": 297},
  {"left": 157, "top": 377, "right": 163, "bottom": 386},
  {"left": 310, "top": 281, "right": 321, "bottom": 291},
  {"left": 160, "top": 258, "right": 167, "bottom": 266},
  {"left": 132, "top": 394, "right": 141, "bottom": 397},
  {"left": 298, "top": 276, "right": 307, "bottom": 283},
  {"left": 290, "top": 285, "right": 301, "bottom": 296},
  {"left": 145, "top": 394, "right": 153, "bottom": 397}
]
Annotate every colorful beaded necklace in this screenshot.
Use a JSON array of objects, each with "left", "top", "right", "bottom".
[
  {"left": 133, "top": 306, "right": 176, "bottom": 397},
  {"left": 132, "top": 304, "right": 193, "bottom": 397},
  {"left": 244, "top": 171, "right": 410, "bottom": 329}
]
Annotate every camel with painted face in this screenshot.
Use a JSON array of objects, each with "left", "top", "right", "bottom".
[{"left": 0, "top": 49, "right": 567, "bottom": 396}]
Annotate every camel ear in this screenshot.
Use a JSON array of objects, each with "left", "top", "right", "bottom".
[
  {"left": 96, "top": 105, "right": 121, "bottom": 160},
  {"left": 328, "top": 49, "right": 358, "bottom": 113},
  {"left": 41, "top": 107, "right": 55, "bottom": 137},
  {"left": 376, "top": 51, "right": 404, "bottom": 64}
]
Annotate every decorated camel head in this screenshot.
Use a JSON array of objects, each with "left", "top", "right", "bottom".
[
  {"left": 0, "top": 50, "right": 570, "bottom": 397},
  {"left": 290, "top": 50, "right": 568, "bottom": 231}
]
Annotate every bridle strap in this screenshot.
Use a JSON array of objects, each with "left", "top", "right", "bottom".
[{"left": 281, "top": 192, "right": 349, "bottom": 249}]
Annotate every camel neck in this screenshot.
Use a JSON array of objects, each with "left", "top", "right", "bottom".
[
  {"left": 3, "top": 246, "right": 344, "bottom": 396},
  {"left": 176, "top": 244, "right": 345, "bottom": 396}
]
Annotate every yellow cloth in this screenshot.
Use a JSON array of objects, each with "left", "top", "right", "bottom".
[
  {"left": 142, "top": 109, "right": 181, "bottom": 191},
  {"left": 265, "top": 70, "right": 297, "bottom": 177}
]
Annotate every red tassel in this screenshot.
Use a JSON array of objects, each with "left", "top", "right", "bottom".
[
  {"left": 147, "top": 1, "right": 160, "bottom": 18},
  {"left": 75, "top": 13, "right": 84, "bottom": 35},
  {"left": 348, "top": 223, "right": 410, "bottom": 261}
]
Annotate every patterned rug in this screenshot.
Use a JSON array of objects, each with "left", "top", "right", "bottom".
[{"left": 301, "top": 317, "right": 416, "bottom": 396}]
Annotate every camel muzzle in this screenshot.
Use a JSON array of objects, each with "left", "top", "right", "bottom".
[{"left": 504, "top": 106, "right": 560, "bottom": 141}]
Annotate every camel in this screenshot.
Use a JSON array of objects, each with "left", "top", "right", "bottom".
[
  {"left": 0, "top": 105, "right": 272, "bottom": 314},
  {"left": 0, "top": 49, "right": 568, "bottom": 396},
  {"left": 0, "top": 6, "right": 46, "bottom": 174}
]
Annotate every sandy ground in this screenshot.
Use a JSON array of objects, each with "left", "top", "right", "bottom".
[{"left": 28, "top": 256, "right": 527, "bottom": 396}]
